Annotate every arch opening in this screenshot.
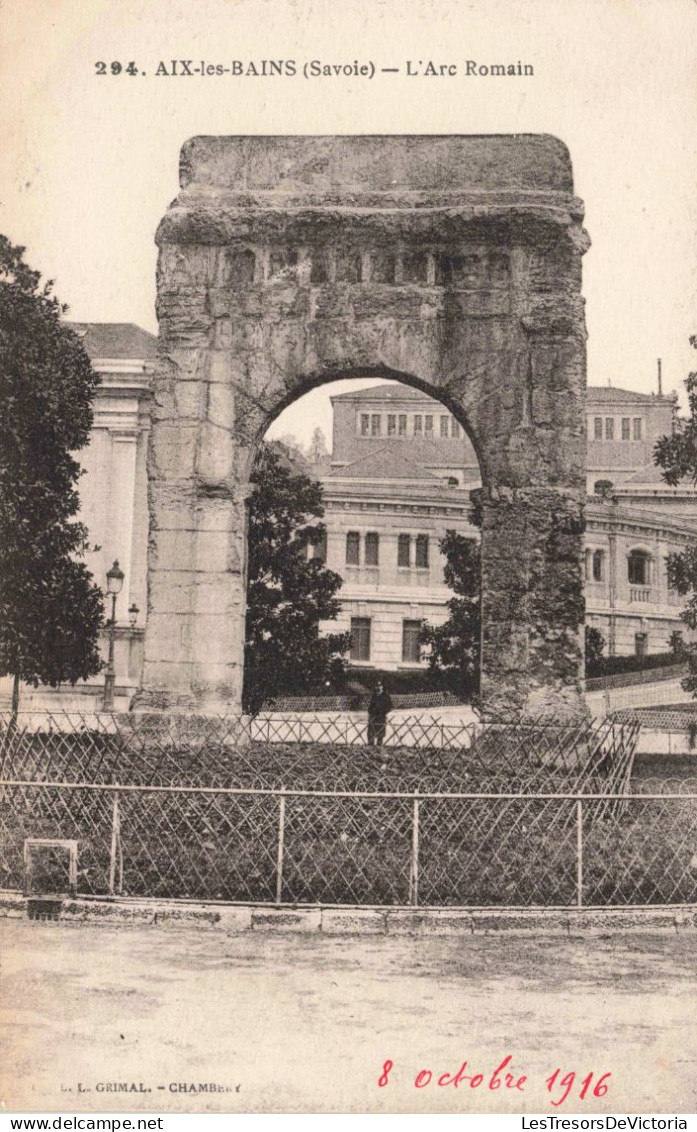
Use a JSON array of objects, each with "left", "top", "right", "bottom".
[{"left": 242, "top": 374, "right": 484, "bottom": 712}]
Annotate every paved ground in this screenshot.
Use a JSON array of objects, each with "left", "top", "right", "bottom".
[{"left": 1, "top": 919, "right": 696, "bottom": 1114}]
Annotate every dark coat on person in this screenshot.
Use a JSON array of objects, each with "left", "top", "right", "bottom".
[{"left": 368, "top": 687, "right": 393, "bottom": 723}]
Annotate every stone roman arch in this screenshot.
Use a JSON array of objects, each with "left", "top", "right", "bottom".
[{"left": 136, "top": 135, "right": 590, "bottom": 719}]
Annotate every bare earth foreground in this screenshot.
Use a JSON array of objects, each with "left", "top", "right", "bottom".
[{"left": 1, "top": 920, "right": 696, "bottom": 1114}]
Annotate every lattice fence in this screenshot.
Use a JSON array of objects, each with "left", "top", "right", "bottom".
[
  {"left": 6, "top": 710, "right": 688, "bottom": 909},
  {"left": 612, "top": 707, "right": 697, "bottom": 732},
  {"left": 2, "top": 782, "right": 697, "bottom": 907},
  {"left": 0, "top": 711, "right": 639, "bottom": 794}
]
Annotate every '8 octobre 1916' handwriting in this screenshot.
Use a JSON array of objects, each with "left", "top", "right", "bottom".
[{"left": 378, "top": 1056, "right": 611, "bottom": 1106}]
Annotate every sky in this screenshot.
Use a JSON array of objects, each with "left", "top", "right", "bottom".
[{"left": 1, "top": 0, "right": 695, "bottom": 449}]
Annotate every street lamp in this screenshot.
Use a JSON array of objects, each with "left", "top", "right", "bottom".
[
  {"left": 128, "top": 603, "right": 140, "bottom": 628},
  {"left": 102, "top": 560, "right": 124, "bottom": 712}
]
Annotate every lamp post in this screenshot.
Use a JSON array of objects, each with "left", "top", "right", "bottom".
[
  {"left": 103, "top": 560, "right": 125, "bottom": 712},
  {"left": 128, "top": 603, "right": 139, "bottom": 628}
]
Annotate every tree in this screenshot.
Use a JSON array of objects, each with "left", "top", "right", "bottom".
[
  {"left": 243, "top": 443, "right": 350, "bottom": 713},
  {"left": 668, "top": 630, "right": 686, "bottom": 660},
  {"left": 272, "top": 432, "right": 307, "bottom": 464},
  {"left": 306, "top": 426, "right": 329, "bottom": 464},
  {"left": 593, "top": 479, "right": 616, "bottom": 503},
  {"left": 654, "top": 336, "right": 697, "bottom": 697},
  {"left": 0, "top": 236, "right": 104, "bottom": 716},
  {"left": 654, "top": 339, "right": 697, "bottom": 487},
  {"left": 420, "top": 525, "right": 481, "bottom": 699},
  {"left": 585, "top": 625, "right": 606, "bottom": 675}
]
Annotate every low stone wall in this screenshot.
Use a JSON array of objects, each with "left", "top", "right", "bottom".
[
  {"left": 2, "top": 892, "right": 695, "bottom": 936},
  {"left": 263, "top": 691, "right": 461, "bottom": 712}
]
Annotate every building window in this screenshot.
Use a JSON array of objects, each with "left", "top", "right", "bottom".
[
  {"left": 415, "top": 534, "right": 429, "bottom": 568},
  {"left": 633, "top": 417, "right": 642, "bottom": 440},
  {"left": 594, "top": 417, "right": 603, "bottom": 440},
  {"left": 310, "top": 529, "right": 327, "bottom": 563},
  {"left": 413, "top": 415, "right": 423, "bottom": 436},
  {"left": 634, "top": 632, "right": 648, "bottom": 658},
  {"left": 605, "top": 417, "right": 614, "bottom": 440},
  {"left": 365, "top": 532, "right": 379, "bottom": 566},
  {"left": 398, "top": 534, "right": 411, "bottom": 567},
  {"left": 387, "top": 414, "right": 396, "bottom": 437},
  {"left": 451, "top": 419, "right": 461, "bottom": 438},
  {"left": 627, "top": 550, "right": 650, "bottom": 586},
  {"left": 346, "top": 531, "right": 360, "bottom": 565},
  {"left": 350, "top": 617, "right": 371, "bottom": 662},
  {"left": 592, "top": 549, "right": 604, "bottom": 582},
  {"left": 360, "top": 413, "right": 370, "bottom": 436},
  {"left": 371, "top": 414, "right": 381, "bottom": 437},
  {"left": 398, "top": 414, "right": 407, "bottom": 437},
  {"left": 424, "top": 414, "right": 434, "bottom": 437},
  {"left": 402, "top": 620, "right": 422, "bottom": 664},
  {"left": 621, "top": 417, "right": 631, "bottom": 440},
  {"left": 440, "top": 415, "right": 449, "bottom": 438}
]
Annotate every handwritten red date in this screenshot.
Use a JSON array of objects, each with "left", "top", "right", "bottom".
[
  {"left": 378, "top": 1057, "right": 611, "bottom": 1107},
  {"left": 546, "top": 1068, "right": 611, "bottom": 1107},
  {"left": 378, "top": 1055, "right": 526, "bottom": 1092}
]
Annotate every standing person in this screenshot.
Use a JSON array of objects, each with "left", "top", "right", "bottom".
[{"left": 367, "top": 680, "right": 393, "bottom": 747}]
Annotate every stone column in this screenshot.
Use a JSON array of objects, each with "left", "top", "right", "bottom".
[
  {"left": 109, "top": 431, "right": 139, "bottom": 615},
  {"left": 134, "top": 247, "right": 252, "bottom": 713},
  {"left": 480, "top": 485, "right": 586, "bottom": 719}
]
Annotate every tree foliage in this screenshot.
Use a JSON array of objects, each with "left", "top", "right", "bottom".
[
  {"left": 0, "top": 236, "right": 104, "bottom": 704},
  {"left": 654, "top": 338, "right": 697, "bottom": 486},
  {"left": 584, "top": 625, "right": 606, "bottom": 675},
  {"left": 243, "top": 443, "right": 350, "bottom": 713},
  {"left": 420, "top": 525, "right": 481, "bottom": 698},
  {"left": 654, "top": 336, "right": 697, "bottom": 697},
  {"left": 306, "top": 426, "right": 329, "bottom": 464}
]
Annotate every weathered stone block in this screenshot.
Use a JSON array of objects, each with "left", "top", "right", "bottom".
[
  {"left": 321, "top": 908, "right": 387, "bottom": 935},
  {"left": 151, "top": 530, "right": 195, "bottom": 572},
  {"left": 251, "top": 907, "right": 322, "bottom": 933},
  {"left": 191, "top": 574, "right": 237, "bottom": 618},
  {"left": 193, "top": 530, "right": 234, "bottom": 573},
  {"left": 150, "top": 424, "right": 199, "bottom": 481},
  {"left": 472, "top": 911, "right": 570, "bottom": 935},
  {"left": 195, "top": 421, "right": 234, "bottom": 485}
]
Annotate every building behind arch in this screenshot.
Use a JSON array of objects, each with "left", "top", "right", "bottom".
[{"left": 1, "top": 325, "right": 694, "bottom": 707}]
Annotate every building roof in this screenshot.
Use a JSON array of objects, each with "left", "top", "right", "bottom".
[
  {"left": 333, "top": 381, "right": 671, "bottom": 408},
  {"left": 586, "top": 386, "right": 669, "bottom": 404},
  {"left": 331, "top": 383, "right": 426, "bottom": 403},
  {"left": 329, "top": 446, "right": 444, "bottom": 481},
  {"left": 65, "top": 322, "right": 158, "bottom": 360},
  {"left": 619, "top": 463, "right": 672, "bottom": 486},
  {"left": 586, "top": 500, "right": 697, "bottom": 537}
]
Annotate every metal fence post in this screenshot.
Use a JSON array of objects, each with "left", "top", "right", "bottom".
[
  {"left": 409, "top": 796, "right": 420, "bottom": 906},
  {"left": 576, "top": 798, "right": 583, "bottom": 909},
  {"left": 108, "top": 792, "right": 121, "bottom": 896},
  {"left": 275, "top": 791, "right": 286, "bottom": 904}
]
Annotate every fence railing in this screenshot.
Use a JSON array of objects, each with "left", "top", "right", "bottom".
[
  {"left": 0, "top": 711, "right": 639, "bottom": 794},
  {"left": 1, "top": 710, "right": 662, "bottom": 909},
  {"left": 2, "top": 779, "right": 696, "bottom": 908},
  {"left": 612, "top": 706, "right": 697, "bottom": 732},
  {"left": 585, "top": 662, "right": 688, "bottom": 693}
]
